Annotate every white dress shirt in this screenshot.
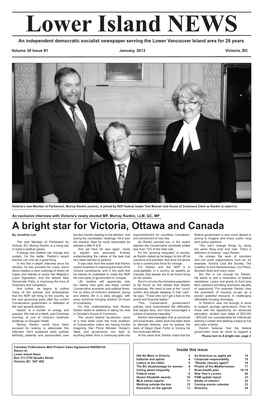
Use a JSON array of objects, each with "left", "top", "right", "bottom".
[{"left": 59, "top": 97, "right": 87, "bottom": 130}]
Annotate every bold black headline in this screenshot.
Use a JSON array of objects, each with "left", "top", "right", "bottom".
[
  {"left": 12, "top": 221, "right": 224, "bottom": 232},
  {"left": 26, "top": 14, "right": 238, "bottom": 33}
]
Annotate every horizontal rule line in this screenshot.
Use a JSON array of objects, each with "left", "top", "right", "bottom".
[
  {"left": 11, "top": 208, "right": 250, "bottom": 211},
  {"left": 12, "top": 55, "right": 252, "bottom": 58},
  {"left": 12, "top": 11, "right": 252, "bottom": 13},
  {"left": 13, "top": 35, "right": 251, "bottom": 37}
]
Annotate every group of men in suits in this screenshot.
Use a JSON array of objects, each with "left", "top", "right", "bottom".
[{"left": 30, "top": 67, "right": 157, "bottom": 203}]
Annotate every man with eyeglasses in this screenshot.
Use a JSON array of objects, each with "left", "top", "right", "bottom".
[
  {"left": 30, "top": 67, "right": 110, "bottom": 203},
  {"left": 81, "top": 121, "right": 157, "bottom": 203}
]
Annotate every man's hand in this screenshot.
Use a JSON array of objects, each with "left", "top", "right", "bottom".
[
  {"left": 159, "top": 194, "right": 166, "bottom": 203},
  {"left": 43, "top": 194, "right": 59, "bottom": 203}
]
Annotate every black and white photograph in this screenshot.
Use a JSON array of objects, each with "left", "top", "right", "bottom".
[
  {"left": 3, "top": 2, "right": 262, "bottom": 407},
  {"left": 12, "top": 62, "right": 251, "bottom": 204}
]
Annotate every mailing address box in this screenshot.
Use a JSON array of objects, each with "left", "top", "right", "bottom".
[{"left": 12, "top": 343, "right": 130, "bottom": 396}]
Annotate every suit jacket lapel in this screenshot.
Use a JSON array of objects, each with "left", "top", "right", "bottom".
[
  {"left": 171, "top": 120, "right": 184, "bottom": 163},
  {"left": 184, "top": 115, "right": 207, "bottom": 161},
  {"left": 195, "top": 114, "right": 207, "bottom": 153},
  {"left": 78, "top": 101, "right": 89, "bottom": 119},
  {"left": 122, "top": 157, "right": 138, "bottom": 200},
  {"left": 104, "top": 160, "right": 121, "bottom": 202},
  {"left": 53, "top": 97, "right": 84, "bottom": 146},
  {"left": 78, "top": 101, "right": 91, "bottom": 135}
]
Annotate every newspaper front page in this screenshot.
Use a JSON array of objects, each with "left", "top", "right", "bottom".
[{"left": 3, "top": 1, "right": 262, "bottom": 406}]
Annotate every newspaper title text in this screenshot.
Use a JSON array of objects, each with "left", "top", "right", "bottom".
[{"left": 26, "top": 14, "right": 237, "bottom": 33}]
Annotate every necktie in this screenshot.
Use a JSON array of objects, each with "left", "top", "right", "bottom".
[
  {"left": 118, "top": 164, "right": 126, "bottom": 196},
  {"left": 70, "top": 106, "right": 87, "bottom": 146}
]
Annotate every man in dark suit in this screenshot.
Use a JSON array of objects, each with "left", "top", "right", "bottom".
[
  {"left": 159, "top": 81, "right": 236, "bottom": 203},
  {"left": 81, "top": 122, "right": 157, "bottom": 203},
  {"left": 30, "top": 67, "right": 109, "bottom": 203}
]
